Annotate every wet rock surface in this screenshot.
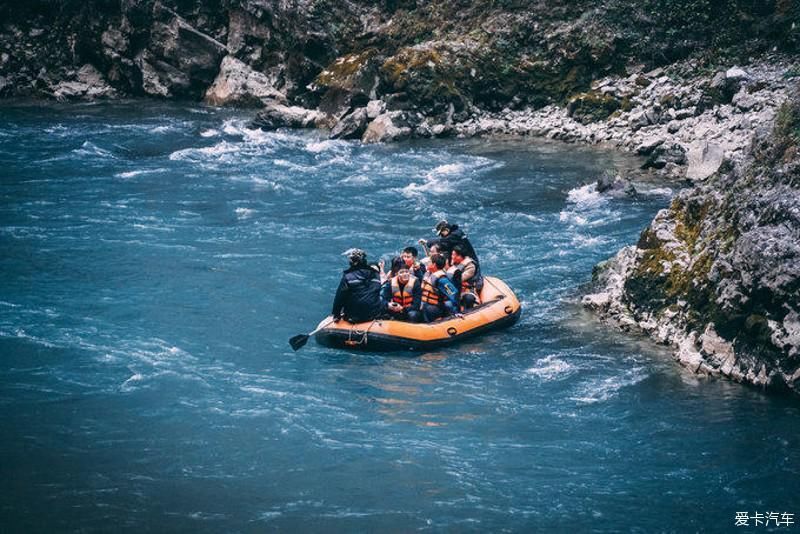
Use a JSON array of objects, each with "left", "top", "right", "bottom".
[{"left": 583, "top": 92, "right": 800, "bottom": 395}]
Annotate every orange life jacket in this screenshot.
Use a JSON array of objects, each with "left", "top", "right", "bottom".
[
  {"left": 421, "top": 271, "right": 444, "bottom": 306},
  {"left": 391, "top": 276, "right": 418, "bottom": 309},
  {"left": 458, "top": 257, "right": 478, "bottom": 292}
]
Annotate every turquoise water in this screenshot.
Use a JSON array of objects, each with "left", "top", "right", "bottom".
[{"left": 1, "top": 101, "right": 798, "bottom": 532}]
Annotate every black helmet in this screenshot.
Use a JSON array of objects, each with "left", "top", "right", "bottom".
[
  {"left": 343, "top": 248, "right": 367, "bottom": 265},
  {"left": 434, "top": 220, "right": 450, "bottom": 235}
]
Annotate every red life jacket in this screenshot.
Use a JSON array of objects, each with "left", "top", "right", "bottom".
[{"left": 391, "top": 276, "right": 418, "bottom": 309}]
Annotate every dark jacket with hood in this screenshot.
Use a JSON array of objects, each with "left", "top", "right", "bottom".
[
  {"left": 426, "top": 225, "right": 479, "bottom": 266},
  {"left": 331, "top": 263, "right": 383, "bottom": 322}
]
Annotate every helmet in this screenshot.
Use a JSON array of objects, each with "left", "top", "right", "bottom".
[
  {"left": 343, "top": 248, "right": 367, "bottom": 265},
  {"left": 434, "top": 220, "right": 450, "bottom": 235}
]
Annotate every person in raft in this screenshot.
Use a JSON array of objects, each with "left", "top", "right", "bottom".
[
  {"left": 420, "top": 253, "right": 460, "bottom": 323},
  {"left": 381, "top": 267, "right": 422, "bottom": 323},
  {"left": 419, "top": 220, "right": 480, "bottom": 267},
  {"left": 448, "top": 244, "right": 483, "bottom": 310},
  {"left": 400, "top": 246, "right": 426, "bottom": 281},
  {"left": 331, "top": 248, "right": 383, "bottom": 323}
]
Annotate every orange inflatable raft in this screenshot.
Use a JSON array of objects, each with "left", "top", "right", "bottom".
[{"left": 314, "top": 276, "right": 521, "bottom": 351}]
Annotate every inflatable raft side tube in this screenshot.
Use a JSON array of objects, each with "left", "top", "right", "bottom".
[{"left": 315, "top": 306, "right": 520, "bottom": 351}]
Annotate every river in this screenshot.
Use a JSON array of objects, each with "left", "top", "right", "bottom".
[{"left": 1, "top": 101, "right": 798, "bottom": 532}]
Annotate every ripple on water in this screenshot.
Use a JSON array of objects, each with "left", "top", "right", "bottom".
[
  {"left": 525, "top": 355, "right": 577, "bottom": 381},
  {"left": 570, "top": 365, "right": 649, "bottom": 405}
]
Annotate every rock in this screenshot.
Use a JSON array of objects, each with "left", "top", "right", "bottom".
[
  {"left": 587, "top": 89, "right": 800, "bottom": 395},
  {"left": 566, "top": 91, "right": 621, "bottom": 124},
  {"left": 310, "top": 50, "right": 381, "bottom": 123},
  {"left": 329, "top": 107, "right": 368, "bottom": 140},
  {"left": 431, "top": 123, "right": 451, "bottom": 137},
  {"left": 596, "top": 171, "right": 637, "bottom": 197},
  {"left": 686, "top": 142, "right": 725, "bottom": 181},
  {"left": 135, "top": 50, "right": 184, "bottom": 97},
  {"left": 361, "top": 112, "right": 412, "bottom": 143},
  {"left": 642, "top": 143, "right": 687, "bottom": 169},
  {"left": 710, "top": 71, "right": 726, "bottom": 88},
  {"left": 51, "top": 64, "right": 116, "bottom": 100},
  {"left": 227, "top": 8, "right": 270, "bottom": 57},
  {"left": 644, "top": 105, "right": 663, "bottom": 125},
  {"left": 636, "top": 136, "right": 665, "bottom": 155},
  {"left": 204, "top": 56, "right": 284, "bottom": 107},
  {"left": 250, "top": 103, "right": 321, "bottom": 130},
  {"left": 138, "top": 4, "right": 227, "bottom": 98},
  {"left": 366, "top": 99, "right": 386, "bottom": 119},
  {"left": 101, "top": 28, "right": 129, "bottom": 55},
  {"left": 732, "top": 89, "right": 759, "bottom": 112},
  {"left": 628, "top": 110, "right": 650, "bottom": 130},
  {"left": 725, "top": 66, "right": 749, "bottom": 82},
  {"left": 667, "top": 120, "right": 681, "bottom": 133}
]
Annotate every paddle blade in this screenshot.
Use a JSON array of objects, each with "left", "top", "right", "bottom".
[{"left": 289, "top": 333, "right": 310, "bottom": 351}]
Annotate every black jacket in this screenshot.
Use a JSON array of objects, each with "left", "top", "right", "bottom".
[
  {"left": 426, "top": 225, "right": 479, "bottom": 265},
  {"left": 331, "top": 264, "right": 383, "bottom": 322}
]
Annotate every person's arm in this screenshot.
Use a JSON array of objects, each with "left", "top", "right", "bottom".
[
  {"left": 418, "top": 239, "right": 431, "bottom": 257},
  {"left": 461, "top": 262, "right": 475, "bottom": 284},
  {"left": 331, "top": 275, "right": 349, "bottom": 318}
]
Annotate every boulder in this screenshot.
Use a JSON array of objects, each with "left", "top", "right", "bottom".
[
  {"left": 642, "top": 143, "right": 687, "bottom": 169},
  {"left": 138, "top": 4, "right": 227, "bottom": 98},
  {"left": 135, "top": 50, "right": 186, "bottom": 97},
  {"left": 329, "top": 107, "right": 369, "bottom": 140},
  {"left": 732, "top": 89, "right": 759, "bottom": 112},
  {"left": 204, "top": 55, "right": 284, "bottom": 107},
  {"left": 366, "top": 99, "right": 386, "bottom": 119},
  {"left": 51, "top": 64, "right": 117, "bottom": 100},
  {"left": 725, "top": 66, "right": 749, "bottom": 82},
  {"left": 250, "top": 102, "right": 321, "bottom": 130},
  {"left": 686, "top": 142, "right": 725, "bottom": 181},
  {"left": 361, "top": 112, "right": 412, "bottom": 143},
  {"left": 628, "top": 110, "right": 650, "bottom": 130},
  {"left": 636, "top": 136, "right": 665, "bottom": 155},
  {"left": 566, "top": 91, "right": 621, "bottom": 124},
  {"left": 310, "top": 50, "right": 381, "bottom": 123},
  {"left": 596, "top": 171, "right": 637, "bottom": 197}
]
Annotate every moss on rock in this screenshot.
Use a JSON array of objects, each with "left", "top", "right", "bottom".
[{"left": 567, "top": 90, "right": 621, "bottom": 124}]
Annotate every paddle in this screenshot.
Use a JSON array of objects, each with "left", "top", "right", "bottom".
[{"left": 289, "top": 317, "right": 336, "bottom": 351}]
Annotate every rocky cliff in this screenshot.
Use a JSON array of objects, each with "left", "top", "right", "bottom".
[
  {"left": 584, "top": 90, "right": 800, "bottom": 394},
  {"left": 1, "top": 2, "right": 798, "bottom": 153}
]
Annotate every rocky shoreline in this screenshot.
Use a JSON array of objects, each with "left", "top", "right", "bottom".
[{"left": 583, "top": 90, "right": 800, "bottom": 394}]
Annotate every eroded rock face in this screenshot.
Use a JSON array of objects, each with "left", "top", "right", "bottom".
[
  {"left": 51, "top": 64, "right": 117, "bottom": 100},
  {"left": 138, "top": 4, "right": 227, "bottom": 98},
  {"left": 686, "top": 142, "right": 725, "bottom": 181},
  {"left": 329, "top": 107, "right": 369, "bottom": 140},
  {"left": 204, "top": 55, "right": 284, "bottom": 107},
  {"left": 361, "top": 112, "right": 412, "bottom": 143},
  {"left": 584, "top": 92, "right": 800, "bottom": 395}
]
